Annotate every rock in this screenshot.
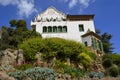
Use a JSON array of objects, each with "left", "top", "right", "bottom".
[
  {"left": 0, "top": 49, "right": 24, "bottom": 66},
  {"left": 0, "top": 72, "right": 15, "bottom": 80}
]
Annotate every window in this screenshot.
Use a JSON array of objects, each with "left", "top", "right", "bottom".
[
  {"left": 43, "top": 26, "right": 47, "bottom": 33},
  {"left": 48, "top": 26, "right": 52, "bottom": 32},
  {"left": 58, "top": 26, "right": 62, "bottom": 32},
  {"left": 79, "top": 24, "right": 84, "bottom": 32},
  {"left": 63, "top": 26, "right": 67, "bottom": 32},
  {"left": 53, "top": 26, "right": 57, "bottom": 32},
  {"left": 84, "top": 41, "right": 88, "bottom": 46},
  {"left": 32, "top": 25, "right": 36, "bottom": 31}
]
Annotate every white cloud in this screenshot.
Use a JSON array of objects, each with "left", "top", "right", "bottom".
[
  {"left": 68, "top": 0, "right": 95, "bottom": 13},
  {"left": 69, "top": 0, "right": 94, "bottom": 8},
  {"left": 79, "top": 0, "right": 90, "bottom": 8},
  {"left": 0, "top": 0, "right": 18, "bottom": 6},
  {"left": 0, "top": 0, "right": 37, "bottom": 18},
  {"left": 69, "top": 0, "right": 78, "bottom": 8},
  {"left": 18, "top": 0, "right": 37, "bottom": 18}
]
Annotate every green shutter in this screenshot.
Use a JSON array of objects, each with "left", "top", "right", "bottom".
[
  {"left": 100, "top": 41, "right": 104, "bottom": 52},
  {"left": 92, "top": 37, "right": 97, "bottom": 49}
]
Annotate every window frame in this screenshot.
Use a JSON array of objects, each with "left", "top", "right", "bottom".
[{"left": 79, "top": 24, "right": 84, "bottom": 32}]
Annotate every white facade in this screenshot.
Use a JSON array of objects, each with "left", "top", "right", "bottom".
[{"left": 31, "top": 7, "right": 96, "bottom": 43}]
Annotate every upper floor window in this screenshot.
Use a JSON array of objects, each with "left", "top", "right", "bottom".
[
  {"left": 42, "top": 25, "right": 67, "bottom": 33},
  {"left": 53, "top": 26, "right": 57, "bottom": 32},
  {"left": 79, "top": 24, "right": 84, "bottom": 32},
  {"left": 43, "top": 26, "right": 47, "bottom": 32},
  {"left": 58, "top": 26, "right": 62, "bottom": 32},
  {"left": 63, "top": 26, "right": 67, "bottom": 32},
  {"left": 48, "top": 26, "right": 52, "bottom": 32}
]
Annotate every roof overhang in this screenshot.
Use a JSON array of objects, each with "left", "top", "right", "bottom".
[
  {"left": 66, "top": 14, "right": 95, "bottom": 21},
  {"left": 81, "top": 31, "right": 101, "bottom": 39}
]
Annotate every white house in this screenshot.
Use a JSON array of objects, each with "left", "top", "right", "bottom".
[{"left": 31, "top": 7, "right": 104, "bottom": 54}]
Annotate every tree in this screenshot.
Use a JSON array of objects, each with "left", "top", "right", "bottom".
[
  {"left": 108, "top": 65, "right": 119, "bottom": 77},
  {"left": 101, "top": 33, "right": 113, "bottom": 53},
  {"left": 0, "top": 19, "right": 41, "bottom": 49},
  {"left": 102, "top": 58, "right": 113, "bottom": 68},
  {"left": 96, "top": 29, "right": 114, "bottom": 53},
  {"left": 9, "top": 19, "right": 16, "bottom": 27},
  {"left": 9, "top": 19, "right": 27, "bottom": 31},
  {"left": 0, "top": 26, "right": 14, "bottom": 49}
]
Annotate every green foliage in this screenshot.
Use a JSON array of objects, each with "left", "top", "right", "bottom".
[
  {"left": 108, "top": 65, "right": 119, "bottom": 77},
  {"left": 102, "top": 58, "right": 113, "bottom": 68},
  {"left": 9, "top": 19, "right": 27, "bottom": 31},
  {"left": 85, "top": 51, "right": 97, "bottom": 60},
  {"left": 15, "top": 64, "right": 34, "bottom": 71},
  {"left": 89, "top": 71, "right": 104, "bottom": 79},
  {"left": 8, "top": 70, "right": 27, "bottom": 80},
  {"left": 77, "top": 53, "right": 93, "bottom": 71},
  {"left": 0, "top": 26, "right": 14, "bottom": 49},
  {"left": 9, "top": 19, "right": 16, "bottom": 27},
  {"left": 96, "top": 29, "right": 114, "bottom": 53},
  {"left": 25, "top": 67, "right": 56, "bottom": 80},
  {"left": 8, "top": 67, "right": 56, "bottom": 80},
  {"left": 55, "top": 60, "right": 85, "bottom": 77},
  {"left": 19, "top": 37, "right": 93, "bottom": 63},
  {"left": 102, "top": 54, "right": 120, "bottom": 66},
  {"left": 19, "top": 38, "right": 43, "bottom": 61},
  {"left": 0, "top": 20, "right": 41, "bottom": 50}
]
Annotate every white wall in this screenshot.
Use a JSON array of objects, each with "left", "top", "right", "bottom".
[
  {"left": 31, "top": 7, "right": 96, "bottom": 43},
  {"left": 31, "top": 20, "right": 95, "bottom": 43},
  {"left": 82, "top": 36, "right": 92, "bottom": 47}
]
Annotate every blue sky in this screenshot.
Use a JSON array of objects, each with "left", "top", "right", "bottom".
[{"left": 0, "top": 0, "right": 120, "bottom": 53}]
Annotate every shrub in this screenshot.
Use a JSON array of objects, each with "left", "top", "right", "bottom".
[
  {"left": 8, "top": 70, "right": 27, "bottom": 80},
  {"left": 15, "top": 63, "right": 33, "bottom": 71},
  {"left": 8, "top": 67, "right": 57, "bottom": 80},
  {"left": 77, "top": 53, "right": 93, "bottom": 71},
  {"left": 89, "top": 71, "right": 104, "bottom": 79},
  {"left": 102, "top": 58, "right": 113, "bottom": 68},
  {"left": 55, "top": 60, "right": 85, "bottom": 78},
  {"left": 19, "top": 37, "right": 44, "bottom": 61},
  {"left": 108, "top": 65, "right": 119, "bottom": 77},
  {"left": 25, "top": 67, "right": 56, "bottom": 80},
  {"left": 19, "top": 37, "right": 92, "bottom": 63}
]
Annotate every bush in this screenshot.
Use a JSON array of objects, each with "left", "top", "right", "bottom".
[
  {"left": 108, "top": 65, "right": 119, "bottom": 77},
  {"left": 15, "top": 63, "right": 33, "bottom": 71},
  {"left": 19, "top": 37, "right": 44, "bottom": 61},
  {"left": 19, "top": 37, "right": 92, "bottom": 63},
  {"left": 25, "top": 67, "right": 56, "bottom": 80},
  {"left": 89, "top": 71, "right": 104, "bottom": 79},
  {"left": 8, "top": 70, "right": 27, "bottom": 80},
  {"left": 55, "top": 60, "right": 85, "bottom": 78},
  {"left": 8, "top": 67, "right": 57, "bottom": 80},
  {"left": 102, "top": 58, "right": 113, "bottom": 68}
]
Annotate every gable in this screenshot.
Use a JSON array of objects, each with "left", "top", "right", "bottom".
[{"left": 34, "top": 7, "right": 66, "bottom": 22}]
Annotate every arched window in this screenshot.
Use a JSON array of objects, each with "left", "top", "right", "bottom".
[
  {"left": 48, "top": 26, "right": 52, "bottom": 32},
  {"left": 63, "top": 26, "right": 67, "bottom": 32},
  {"left": 53, "top": 26, "right": 57, "bottom": 32},
  {"left": 58, "top": 26, "right": 62, "bottom": 32},
  {"left": 43, "top": 26, "right": 47, "bottom": 33}
]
